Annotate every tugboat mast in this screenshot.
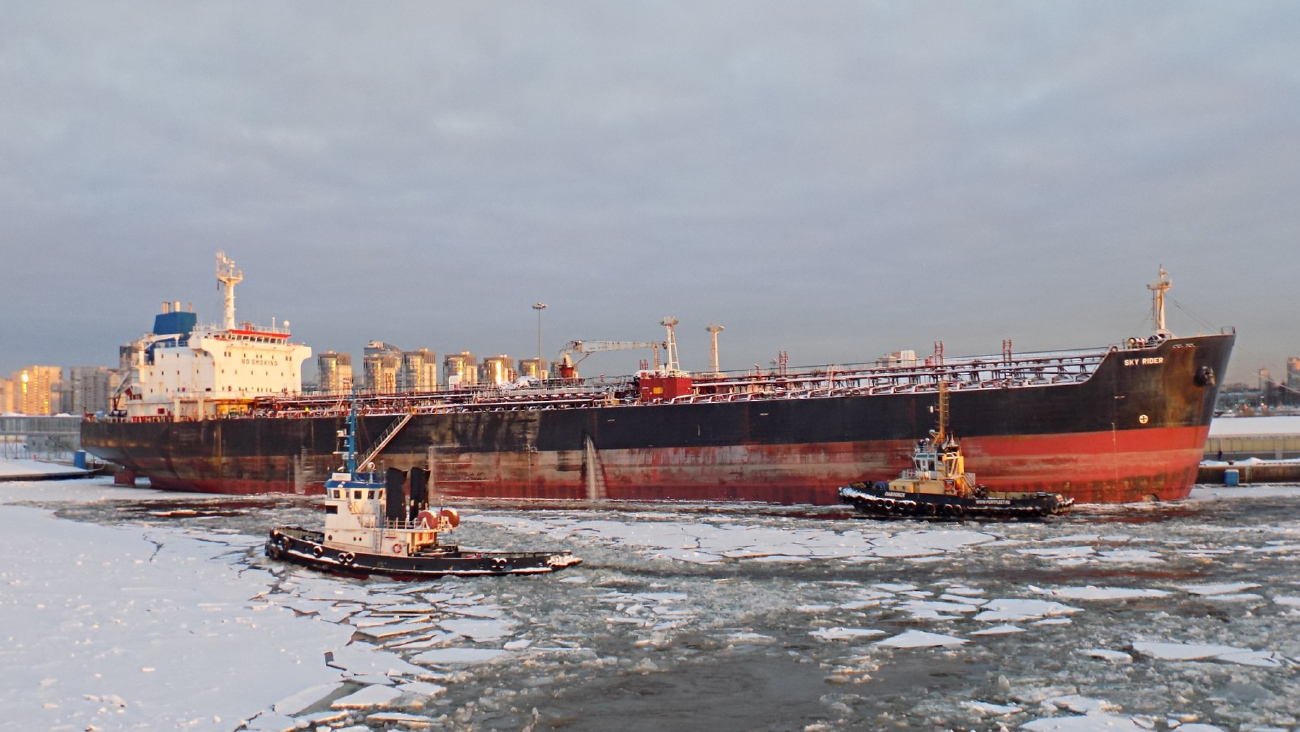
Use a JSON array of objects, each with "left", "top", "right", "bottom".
[{"left": 935, "top": 380, "right": 950, "bottom": 444}]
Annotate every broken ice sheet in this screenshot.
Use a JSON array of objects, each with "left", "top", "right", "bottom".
[
  {"left": 809, "top": 627, "right": 885, "bottom": 641},
  {"left": 1044, "top": 586, "right": 1170, "bottom": 601},
  {"left": 330, "top": 684, "right": 401, "bottom": 709},
  {"left": 1131, "top": 641, "right": 1283, "bottom": 667},
  {"left": 411, "top": 647, "right": 508, "bottom": 665},
  {"left": 974, "top": 599, "right": 1083, "bottom": 622},
  {"left": 1022, "top": 713, "right": 1150, "bottom": 731},
  {"left": 1177, "top": 582, "right": 1261, "bottom": 596},
  {"left": 439, "top": 617, "right": 515, "bottom": 641},
  {"left": 1080, "top": 649, "right": 1132, "bottom": 664},
  {"left": 962, "top": 700, "right": 1022, "bottom": 715},
  {"left": 876, "top": 630, "right": 966, "bottom": 648},
  {"left": 970, "top": 625, "right": 1026, "bottom": 636}
]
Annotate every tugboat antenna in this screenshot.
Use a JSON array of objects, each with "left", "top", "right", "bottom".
[
  {"left": 936, "top": 380, "right": 950, "bottom": 444},
  {"left": 346, "top": 395, "right": 358, "bottom": 476}
]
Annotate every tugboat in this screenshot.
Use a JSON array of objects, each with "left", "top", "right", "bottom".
[
  {"left": 265, "top": 401, "right": 581, "bottom": 578},
  {"left": 838, "top": 383, "right": 1073, "bottom": 520}
]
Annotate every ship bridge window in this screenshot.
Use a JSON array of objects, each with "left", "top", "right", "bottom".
[
  {"left": 353, "top": 490, "right": 362, "bottom": 500},
  {"left": 325, "top": 505, "right": 338, "bottom": 515},
  {"left": 367, "top": 490, "right": 375, "bottom": 500}
]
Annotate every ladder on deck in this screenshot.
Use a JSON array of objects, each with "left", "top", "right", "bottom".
[{"left": 356, "top": 412, "right": 415, "bottom": 469}]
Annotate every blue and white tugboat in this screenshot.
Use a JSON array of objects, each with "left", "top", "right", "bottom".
[
  {"left": 838, "top": 383, "right": 1073, "bottom": 520},
  {"left": 266, "top": 401, "right": 581, "bottom": 578}
]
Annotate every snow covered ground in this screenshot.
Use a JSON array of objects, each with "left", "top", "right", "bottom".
[
  {"left": 0, "top": 457, "right": 93, "bottom": 479},
  {"left": 3, "top": 480, "right": 1300, "bottom": 731}
]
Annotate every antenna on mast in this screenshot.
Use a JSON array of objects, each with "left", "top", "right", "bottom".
[
  {"left": 1147, "top": 265, "right": 1172, "bottom": 336},
  {"left": 215, "top": 251, "right": 243, "bottom": 331}
]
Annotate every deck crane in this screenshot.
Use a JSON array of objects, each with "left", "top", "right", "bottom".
[{"left": 556, "top": 340, "right": 666, "bottom": 379}]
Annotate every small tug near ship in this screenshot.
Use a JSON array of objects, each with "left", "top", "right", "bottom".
[
  {"left": 266, "top": 403, "right": 581, "bottom": 578},
  {"left": 838, "top": 383, "right": 1074, "bottom": 520}
]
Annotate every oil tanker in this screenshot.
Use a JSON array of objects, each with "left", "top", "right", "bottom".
[{"left": 81, "top": 257, "right": 1233, "bottom": 505}]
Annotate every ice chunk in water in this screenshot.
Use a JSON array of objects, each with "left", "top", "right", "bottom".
[
  {"left": 1177, "top": 582, "right": 1261, "bottom": 596},
  {"left": 974, "top": 599, "right": 1083, "bottom": 622},
  {"left": 1080, "top": 649, "right": 1132, "bottom": 664},
  {"left": 272, "top": 681, "right": 344, "bottom": 715},
  {"left": 971, "top": 625, "right": 1026, "bottom": 636},
  {"left": 411, "top": 648, "right": 507, "bottom": 665},
  {"left": 1022, "top": 713, "right": 1148, "bottom": 731},
  {"left": 1045, "top": 695, "right": 1119, "bottom": 714},
  {"left": 809, "top": 627, "right": 885, "bottom": 641},
  {"left": 876, "top": 630, "right": 966, "bottom": 648},
  {"left": 1047, "top": 587, "right": 1169, "bottom": 601},
  {"left": 330, "top": 684, "right": 401, "bottom": 709}
]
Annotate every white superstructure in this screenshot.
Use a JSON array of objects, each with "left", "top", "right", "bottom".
[{"left": 121, "top": 253, "right": 311, "bottom": 419}]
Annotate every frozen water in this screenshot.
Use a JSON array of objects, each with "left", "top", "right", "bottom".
[{"left": 7, "top": 478, "right": 1300, "bottom": 731}]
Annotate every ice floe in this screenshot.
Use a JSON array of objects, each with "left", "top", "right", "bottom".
[
  {"left": 1044, "top": 587, "right": 1170, "bottom": 601},
  {"left": 876, "top": 630, "right": 967, "bottom": 648},
  {"left": 809, "top": 627, "right": 886, "bottom": 641},
  {"left": 974, "top": 599, "right": 1083, "bottom": 622},
  {"left": 1131, "top": 641, "right": 1284, "bottom": 667}
]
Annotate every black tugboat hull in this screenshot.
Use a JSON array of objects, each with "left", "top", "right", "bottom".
[
  {"left": 265, "top": 526, "right": 581, "bottom": 579},
  {"left": 838, "top": 483, "right": 1073, "bottom": 521}
]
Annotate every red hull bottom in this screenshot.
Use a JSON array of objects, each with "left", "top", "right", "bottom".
[{"left": 136, "top": 426, "right": 1208, "bottom": 506}]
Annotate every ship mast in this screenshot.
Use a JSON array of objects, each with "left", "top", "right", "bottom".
[
  {"left": 216, "top": 251, "right": 243, "bottom": 331},
  {"left": 661, "top": 317, "right": 681, "bottom": 375},
  {"left": 1147, "top": 265, "right": 1172, "bottom": 336}
]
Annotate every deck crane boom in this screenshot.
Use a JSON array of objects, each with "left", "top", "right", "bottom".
[{"left": 556, "top": 340, "right": 667, "bottom": 379}]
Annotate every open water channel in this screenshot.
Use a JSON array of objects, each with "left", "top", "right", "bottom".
[{"left": 2, "top": 479, "right": 1299, "bottom": 732}]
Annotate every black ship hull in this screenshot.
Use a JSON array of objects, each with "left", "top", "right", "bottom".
[{"left": 84, "top": 333, "right": 1234, "bottom": 505}]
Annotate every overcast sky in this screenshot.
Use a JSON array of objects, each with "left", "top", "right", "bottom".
[{"left": 2, "top": 2, "right": 1296, "bottom": 384}]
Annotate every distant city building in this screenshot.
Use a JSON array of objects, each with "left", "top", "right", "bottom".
[
  {"left": 363, "top": 341, "right": 401, "bottom": 393},
  {"left": 63, "top": 366, "right": 120, "bottom": 415},
  {"left": 317, "top": 351, "right": 353, "bottom": 394},
  {"left": 1289, "top": 357, "right": 1300, "bottom": 390},
  {"left": 517, "top": 358, "right": 548, "bottom": 380},
  {"left": 481, "top": 355, "right": 514, "bottom": 386},
  {"left": 0, "top": 377, "right": 15, "bottom": 414},
  {"left": 876, "top": 350, "right": 918, "bottom": 368},
  {"left": 442, "top": 352, "right": 478, "bottom": 389},
  {"left": 400, "top": 348, "right": 437, "bottom": 392},
  {"left": 7, "top": 366, "right": 62, "bottom": 415},
  {"left": 1259, "top": 368, "right": 1271, "bottom": 392}
]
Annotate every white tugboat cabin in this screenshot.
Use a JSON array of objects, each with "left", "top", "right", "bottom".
[{"left": 321, "top": 466, "right": 458, "bottom": 558}]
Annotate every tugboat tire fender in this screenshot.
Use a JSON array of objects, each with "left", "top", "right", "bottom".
[
  {"left": 313, "top": 545, "right": 324, "bottom": 558},
  {"left": 339, "top": 552, "right": 355, "bottom": 565}
]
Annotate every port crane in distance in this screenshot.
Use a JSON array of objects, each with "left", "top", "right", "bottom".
[{"left": 556, "top": 340, "right": 666, "bottom": 379}]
